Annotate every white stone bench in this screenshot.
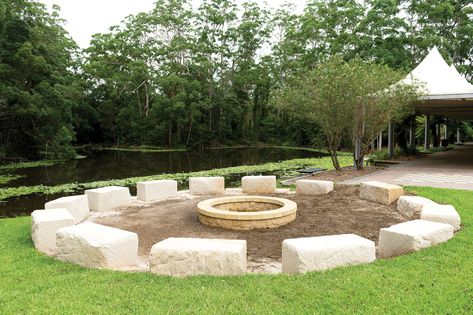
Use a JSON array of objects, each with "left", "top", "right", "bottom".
[
  {"left": 378, "top": 220, "right": 454, "bottom": 258},
  {"left": 45, "top": 195, "right": 89, "bottom": 224},
  {"left": 137, "top": 180, "right": 177, "bottom": 202},
  {"left": 85, "top": 186, "right": 131, "bottom": 212},
  {"left": 56, "top": 222, "right": 138, "bottom": 269},
  {"left": 31, "top": 208, "right": 75, "bottom": 255},
  {"left": 397, "top": 196, "right": 437, "bottom": 218},
  {"left": 189, "top": 177, "right": 225, "bottom": 195},
  {"left": 149, "top": 238, "right": 247, "bottom": 276},
  {"left": 421, "top": 205, "right": 461, "bottom": 231},
  {"left": 359, "top": 181, "right": 404, "bottom": 205},
  {"left": 242, "top": 176, "right": 276, "bottom": 194},
  {"left": 296, "top": 179, "right": 334, "bottom": 195},
  {"left": 282, "top": 234, "right": 376, "bottom": 274}
]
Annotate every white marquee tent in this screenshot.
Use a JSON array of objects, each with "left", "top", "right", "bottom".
[{"left": 403, "top": 47, "right": 473, "bottom": 120}]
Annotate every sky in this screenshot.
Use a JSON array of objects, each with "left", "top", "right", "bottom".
[{"left": 39, "top": 0, "right": 305, "bottom": 48}]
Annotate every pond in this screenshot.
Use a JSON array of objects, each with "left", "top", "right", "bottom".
[{"left": 1, "top": 147, "right": 327, "bottom": 217}]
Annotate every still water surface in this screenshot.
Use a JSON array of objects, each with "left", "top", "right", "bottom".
[{"left": 1, "top": 147, "right": 326, "bottom": 217}]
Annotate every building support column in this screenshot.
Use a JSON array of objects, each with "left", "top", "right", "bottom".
[
  {"left": 457, "top": 127, "right": 461, "bottom": 144},
  {"left": 388, "top": 121, "right": 394, "bottom": 159},
  {"left": 424, "top": 114, "right": 430, "bottom": 150}
]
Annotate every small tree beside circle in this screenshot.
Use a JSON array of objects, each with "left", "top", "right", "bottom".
[{"left": 273, "top": 57, "right": 420, "bottom": 170}]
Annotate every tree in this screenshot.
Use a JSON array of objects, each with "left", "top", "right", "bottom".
[
  {"left": 403, "top": 0, "right": 473, "bottom": 79},
  {"left": 273, "top": 57, "right": 419, "bottom": 170},
  {"left": 0, "top": 0, "right": 82, "bottom": 158}
]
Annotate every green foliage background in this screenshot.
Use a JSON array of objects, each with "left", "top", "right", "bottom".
[{"left": 1, "top": 0, "right": 472, "bottom": 159}]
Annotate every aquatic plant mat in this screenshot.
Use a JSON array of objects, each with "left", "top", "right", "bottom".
[{"left": 93, "top": 185, "right": 408, "bottom": 273}]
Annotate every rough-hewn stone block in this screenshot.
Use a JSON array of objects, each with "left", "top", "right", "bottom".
[
  {"left": 359, "top": 181, "right": 404, "bottom": 205},
  {"left": 378, "top": 220, "right": 454, "bottom": 258},
  {"left": 56, "top": 222, "right": 138, "bottom": 269},
  {"left": 242, "top": 176, "right": 276, "bottom": 194},
  {"left": 31, "top": 208, "right": 74, "bottom": 255},
  {"left": 189, "top": 177, "right": 225, "bottom": 195},
  {"left": 282, "top": 234, "right": 376, "bottom": 274},
  {"left": 421, "top": 205, "right": 461, "bottom": 231},
  {"left": 45, "top": 195, "right": 89, "bottom": 224},
  {"left": 137, "top": 180, "right": 177, "bottom": 202},
  {"left": 296, "top": 179, "right": 334, "bottom": 195},
  {"left": 397, "top": 196, "right": 438, "bottom": 218},
  {"left": 149, "top": 238, "right": 247, "bottom": 276},
  {"left": 85, "top": 186, "right": 131, "bottom": 212}
]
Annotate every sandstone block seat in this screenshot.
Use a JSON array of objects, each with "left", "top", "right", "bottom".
[
  {"left": 45, "top": 195, "right": 89, "bottom": 224},
  {"left": 296, "top": 179, "right": 334, "bottom": 195},
  {"left": 56, "top": 222, "right": 138, "bottom": 269},
  {"left": 85, "top": 186, "right": 131, "bottom": 212},
  {"left": 359, "top": 181, "right": 404, "bottom": 205},
  {"left": 149, "top": 238, "right": 247, "bottom": 276},
  {"left": 242, "top": 176, "right": 276, "bottom": 194},
  {"left": 282, "top": 234, "right": 376, "bottom": 274},
  {"left": 31, "top": 208, "right": 75, "bottom": 255},
  {"left": 397, "top": 195, "right": 438, "bottom": 218},
  {"left": 379, "top": 220, "right": 454, "bottom": 258},
  {"left": 421, "top": 204, "right": 461, "bottom": 231},
  {"left": 189, "top": 177, "right": 225, "bottom": 195},
  {"left": 137, "top": 180, "right": 177, "bottom": 202}
]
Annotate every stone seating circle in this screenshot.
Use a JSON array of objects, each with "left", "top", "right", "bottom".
[
  {"left": 282, "top": 234, "right": 376, "bottom": 274},
  {"left": 189, "top": 177, "right": 225, "bottom": 195},
  {"left": 296, "top": 179, "right": 334, "bottom": 195},
  {"left": 29, "top": 177, "right": 460, "bottom": 276},
  {"left": 421, "top": 204, "right": 461, "bottom": 231},
  {"left": 137, "top": 179, "right": 178, "bottom": 202},
  {"left": 45, "top": 195, "right": 89, "bottom": 224},
  {"left": 359, "top": 181, "right": 404, "bottom": 205},
  {"left": 56, "top": 222, "right": 138, "bottom": 270},
  {"left": 149, "top": 237, "right": 247, "bottom": 276},
  {"left": 85, "top": 186, "right": 131, "bottom": 212},
  {"left": 242, "top": 175, "right": 276, "bottom": 194},
  {"left": 31, "top": 208, "right": 75, "bottom": 255},
  {"left": 378, "top": 219, "right": 454, "bottom": 258}
]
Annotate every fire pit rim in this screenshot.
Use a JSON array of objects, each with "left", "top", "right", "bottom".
[{"left": 197, "top": 195, "right": 297, "bottom": 221}]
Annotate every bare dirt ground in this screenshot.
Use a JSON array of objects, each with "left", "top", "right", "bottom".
[
  {"left": 308, "top": 166, "right": 382, "bottom": 182},
  {"left": 94, "top": 185, "right": 410, "bottom": 272}
]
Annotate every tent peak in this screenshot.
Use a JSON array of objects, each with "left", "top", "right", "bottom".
[{"left": 404, "top": 47, "right": 473, "bottom": 96}]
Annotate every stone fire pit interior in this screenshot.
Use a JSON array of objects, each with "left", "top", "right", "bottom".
[{"left": 197, "top": 196, "right": 297, "bottom": 230}]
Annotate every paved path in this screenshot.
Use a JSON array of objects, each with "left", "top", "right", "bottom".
[{"left": 344, "top": 144, "right": 473, "bottom": 190}]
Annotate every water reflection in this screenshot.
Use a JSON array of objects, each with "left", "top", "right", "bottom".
[{"left": 1, "top": 147, "right": 325, "bottom": 217}]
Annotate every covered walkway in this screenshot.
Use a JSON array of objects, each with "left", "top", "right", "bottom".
[
  {"left": 345, "top": 144, "right": 473, "bottom": 190},
  {"left": 382, "top": 47, "right": 473, "bottom": 158}
]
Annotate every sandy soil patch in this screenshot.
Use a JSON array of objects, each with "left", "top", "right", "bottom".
[{"left": 93, "top": 185, "right": 411, "bottom": 273}]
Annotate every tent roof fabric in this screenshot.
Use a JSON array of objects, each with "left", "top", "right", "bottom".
[
  {"left": 403, "top": 46, "right": 473, "bottom": 97},
  {"left": 404, "top": 47, "right": 473, "bottom": 120}
]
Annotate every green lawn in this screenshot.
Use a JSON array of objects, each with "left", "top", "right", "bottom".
[{"left": 0, "top": 187, "right": 472, "bottom": 314}]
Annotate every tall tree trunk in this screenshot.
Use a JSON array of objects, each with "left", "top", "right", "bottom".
[
  {"left": 353, "top": 138, "right": 364, "bottom": 170},
  {"left": 186, "top": 112, "right": 193, "bottom": 146},
  {"left": 168, "top": 120, "right": 172, "bottom": 146}
]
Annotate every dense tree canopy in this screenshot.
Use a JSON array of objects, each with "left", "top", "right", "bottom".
[
  {"left": 1, "top": 0, "right": 472, "bottom": 159},
  {"left": 0, "top": 0, "right": 82, "bottom": 158}
]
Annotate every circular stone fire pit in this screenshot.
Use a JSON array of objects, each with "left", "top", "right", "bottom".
[{"left": 197, "top": 196, "right": 297, "bottom": 230}]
